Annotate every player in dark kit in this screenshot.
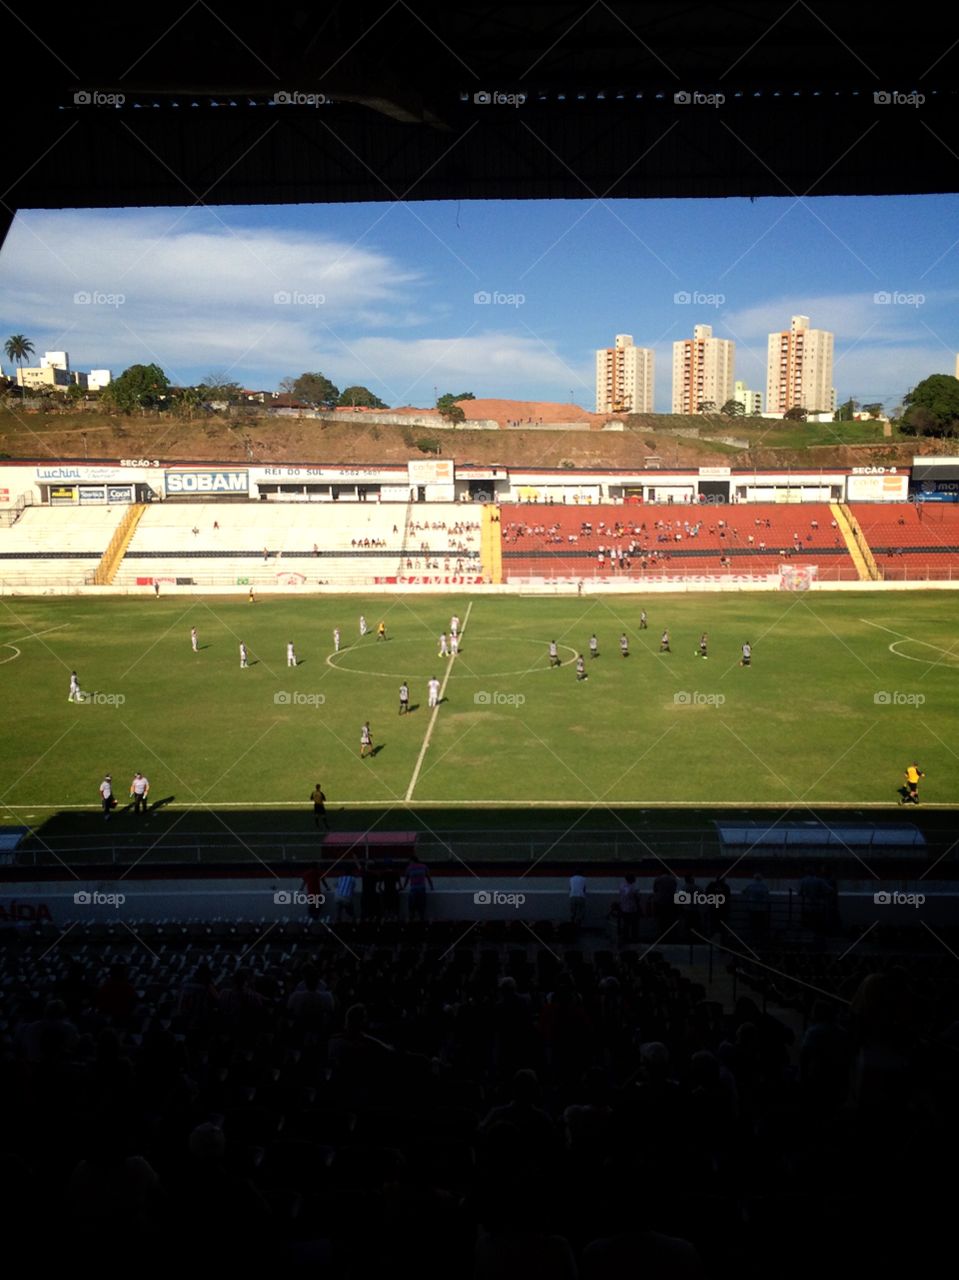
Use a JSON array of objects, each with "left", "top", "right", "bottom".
[
  {"left": 698, "top": 633, "right": 708, "bottom": 659},
  {"left": 660, "top": 629, "right": 671, "bottom": 653},
  {"left": 310, "top": 783, "right": 329, "bottom": 829}
]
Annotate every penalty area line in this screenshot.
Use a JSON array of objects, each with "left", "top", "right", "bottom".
[
  {"left": 859, "top": 617, "right": 958, "bottom": 659},
  {"left": 405, "top": 601, "right": 473, "bottom": 802}
]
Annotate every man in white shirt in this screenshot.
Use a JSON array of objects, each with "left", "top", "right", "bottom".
[
  {"left": 333, "top": 627, "right": 341, "bottom": 652},
  {"left": 450, "top": 614, "right": 460, "bottom": 637},
  {"left": 399, "top": 682, "right": 410, "bottom": 714},
  {"left": 287, "top": 641, "right": 297, "bottom": 668},
  {"left": 69, "top": 671, "right": 81, "bottom": 703},
  {"left": 427, "top": 676, "right": 441, "bottom": 708},
  {"left": 450, "top": 632, "right": 459, "bottom": 656},
  {"left": 130, "top": 772, "right": 150, "bottom": 817},
  {"left": 438, "top": 632, "right": 449, "bottom": 657},
  {"left": 569, "top": 873, "right": 587, "bottom": 926},
  {"left": 240, "top": 642, "right": 248, "bottom": 668},
  {"left": 99, "top": 774, "right": 113, "bottom": 822},
  {"left": 359, "top": 615, "right": 368, "bottom": 637},
  {"left": 191, "top": 627, "right": 198, "bottom": 652}
]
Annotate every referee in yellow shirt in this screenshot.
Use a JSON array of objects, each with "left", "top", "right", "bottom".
[{"left": 902, "top": 762, "right": 925, "bottom": 805}]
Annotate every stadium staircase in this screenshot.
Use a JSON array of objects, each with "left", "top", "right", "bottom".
[
  {"left": 0, "top": 492, "right": 34, "bottom": 528},
  {"left": 830, "top": 503, "right": 877, "bottom": 580},
  {"left": 395, "top": 495, "right": 416, "bottom": 576},
  {"left": 481, "top": 502, "right": 503, "bottom": 583},
  {"left": 93, "top": 503, "right": 148, "bottom": 585}
]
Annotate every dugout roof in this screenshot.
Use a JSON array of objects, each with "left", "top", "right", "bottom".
[{"left": 2, "top": 3, "right": 958, "bottom": 253}]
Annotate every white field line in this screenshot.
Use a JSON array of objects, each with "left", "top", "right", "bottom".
[
  {"left": 860, "top": 617, "right": 958, "bottom": 658},
  {"left": 4, "top": 800, "right": 956, "bottom": 810},
  {"left": 405, "top": 601, "right": 473, "bottom": 802},
  {"left": 1, "top": 623, "right": 71, "bottom": 645}
]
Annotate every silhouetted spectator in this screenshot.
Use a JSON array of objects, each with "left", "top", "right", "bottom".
[
  {"left": 96, "top": 963, "right": 138, "bottom": 1024},
  {"left": 481, "top": 1069, "right": 562, "bottom": 1161},
  {"left": 617, "top": 874, "right": 640, "bottom": 943},
  {"left": 652, "top": 870, "right": 678, "bottom": 932},
  {"left": 18, "top": 998, "right": 78, "bottom": 1064},
  {"left": 801, "top": 999, "right": 851, "bottom": 1108},
  {"left": 286, "top": 963, "right": 334, "bottom": 1052},
  {"left": 742, "top": 873, "right": 771, "bottom": 941}
]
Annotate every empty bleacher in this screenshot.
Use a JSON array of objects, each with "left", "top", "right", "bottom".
[
  {"left": 0, "top": 506, "right": 126, "bottom": 587},
  {"left": 849, "top": 502, "right": 959, "bottom": 579},
  {"left": 113, "top": 502, "right": 484, "bottom": 587},
  {"left": 500, "top": 503, "right": 858, "bottom": 581}
]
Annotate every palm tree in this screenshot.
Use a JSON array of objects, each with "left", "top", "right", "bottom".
[{"left": 4, "top": 335, "right": 34, "bottom": 384}]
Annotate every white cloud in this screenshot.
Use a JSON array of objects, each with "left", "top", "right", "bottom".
[{"left": 0, "top": 209, "right": 591, "bottom": 400}]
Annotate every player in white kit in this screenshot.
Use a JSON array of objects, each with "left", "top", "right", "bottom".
[
  {"left": 240, "top": 642, "right": 248, "bottom": 668},
  {"left": 439, "top": 632, "right": 449, "bottom": 657},
  {"left": 450, "top": 632, "right": 459, "bottom": 656},
  {"left": 428, "top": 676, "right": 441, "bottom": 708},
  {"left": 359, "top": 615, "right": 368, "bottom": 637},
  {"left": 191, "top": 627, "right": 198, "bottom": 652},
  {"left": 333, "top": 627, "right": 341, "bottom": 652},
  {"left": 287, "top": 641, "right": 297, "bottom": 667}
]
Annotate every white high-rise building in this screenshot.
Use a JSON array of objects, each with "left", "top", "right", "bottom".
[
  {"left": 734, "top": 380, "right": 762, "bottom": 415},
  {"left": 672, "top": 324, "right": 735, "bottom": 413},
  {"left": 766, "top": 315, "right": 836, "bottom": 415},
  {"left": 595, "top": 334, "right": 655, "bottom": 414}
]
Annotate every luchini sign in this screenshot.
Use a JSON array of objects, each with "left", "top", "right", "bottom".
[{"left": 165, "top": 470, "right": 249, "bottom": 495}]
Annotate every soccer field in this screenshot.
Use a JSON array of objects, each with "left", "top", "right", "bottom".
[{"left": 1, "top": 590, "right": 957, "bottom": 818}]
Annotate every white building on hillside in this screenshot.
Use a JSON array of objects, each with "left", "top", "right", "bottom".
[
  {"left": 672, "top": 324, "right": 735, "bottom": 413},
  {"left": 595, "top": 334, "right": 655, "bottom": 414},
  {"left": 734, "top": 380, "right": 762, "bottom": 415},
  {"left": 766, "top": 315, "right": 836, "bottom": 415}
]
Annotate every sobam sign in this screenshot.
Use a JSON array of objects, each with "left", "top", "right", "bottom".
[{"left": 165, "top": 470, "right": 249, "bottom": 495}]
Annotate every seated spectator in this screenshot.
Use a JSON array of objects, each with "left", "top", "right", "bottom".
[
  {"left": 17, "top": 998, "right": 78, "bottom": 1064},
  {"left": 286, "top": 962, "right": 335, "bottom": 1048},
  {"left": 217, "top": 968, "right": 268, "bottom": 1041},
  {"left": 177, "top": 962, "right": 219, "bottom": 1030},
  {"left": 328, "top": 1002, "right": 395, "bottom": 1087},
  {"left": 801, "top": 999, "right": 851, "bottom": 1107},
  {"left": 474, "top": 1220, "right": 577, "bottom": 1280},
  {"left": 481, "top": 1069, "right": 562, "bottom": 1159},
  {"left": 95, "top": 963, "right": 138, "bottom": 1024},
  {"left": 742, "top": 872, "right": 770, "bottom": 940},
  {"left": 68, "top": 1126, "right": 161, "bottom": 1235}
]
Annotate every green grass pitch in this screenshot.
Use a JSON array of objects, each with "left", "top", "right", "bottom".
[{"left": 0, "top": 591, "right": 957, "bottom": 820}]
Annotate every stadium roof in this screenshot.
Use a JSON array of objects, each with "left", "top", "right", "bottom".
[{"left": 2, "top": 3, "right": 957, "bottom": 253}]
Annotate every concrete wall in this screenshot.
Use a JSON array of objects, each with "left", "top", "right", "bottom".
[
  {"left": 3, "top": 877, "right": 950, "bottom": 928},
  {"left": 3, "top": 578, "right": 958, "bottom": 597}
]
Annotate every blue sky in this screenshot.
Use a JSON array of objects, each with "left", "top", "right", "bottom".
[{"left": 1, "top": 194, "right": 956, "bottom": 411}]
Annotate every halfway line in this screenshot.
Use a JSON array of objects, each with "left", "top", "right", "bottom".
[{"left": 405, "top": 601, "right": 473, "bottom": 802}]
